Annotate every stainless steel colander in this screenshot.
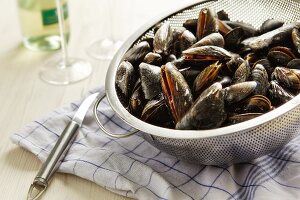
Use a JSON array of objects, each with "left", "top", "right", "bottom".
[{"left": 93, "top": 0, "right": 300, "bottom": 165}]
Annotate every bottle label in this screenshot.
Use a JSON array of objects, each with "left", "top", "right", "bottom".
[{"left": 41, "top": 4, "right": 68, "bottom": 26}]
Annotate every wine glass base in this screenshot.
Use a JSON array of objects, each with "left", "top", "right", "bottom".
[
  {"left": 39, "top": 57, "right": 92, "bottom": 85},
  {"left": 86, "top": 39, "right": 123, "bottom": 60}
]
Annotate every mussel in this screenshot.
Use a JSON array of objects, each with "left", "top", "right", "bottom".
[
  {"left": 161, "top": 62, "right": 194, "bottom": 123},
  {"left": 196, "top": 8, "right": 218, "bottom": 40},
  {"left": 176, "top": 83, "right": 227, "bottom": 130}
]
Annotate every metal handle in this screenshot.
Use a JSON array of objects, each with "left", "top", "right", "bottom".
[
  {"left": 93, "top": 93, "right": 139, "bottom": 138},
  {"left": 27, "top": 121, "right": 79, "bottom": 200}
]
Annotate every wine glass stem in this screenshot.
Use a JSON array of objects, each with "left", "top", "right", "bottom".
[{"left": 55, "top": 0, "right": 68, "bottom": 68}]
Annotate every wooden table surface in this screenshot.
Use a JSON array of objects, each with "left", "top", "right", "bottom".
[{"left": 0, "top": 0, "right": 189, "bottom": 199}]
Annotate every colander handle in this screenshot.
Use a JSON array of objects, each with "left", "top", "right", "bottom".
[{"left": 93, "top": 93, "right": 139, "bottom": 138}]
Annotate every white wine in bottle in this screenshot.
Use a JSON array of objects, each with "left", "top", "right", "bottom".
[{"left": 18, "top": 0, "right": 70, "bottom": 51}]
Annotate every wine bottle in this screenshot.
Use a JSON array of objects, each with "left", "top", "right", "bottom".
[{"left": 17, "top": 0, "right": 70, "bottom": 51}]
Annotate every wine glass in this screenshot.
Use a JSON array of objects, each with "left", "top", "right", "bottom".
[
  {"left": 86, "top": 38, "right": 123, "bottom": 60},
  {"left": 85, "top": 2, "right": 123, "bottom": 60},
  {"left": 39, "top": 0, "right": 92, "bottom": 85}
]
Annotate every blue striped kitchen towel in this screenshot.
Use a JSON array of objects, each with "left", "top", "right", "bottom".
[{"left": 11, "top": 86, "right": 300, "bottom": 200}]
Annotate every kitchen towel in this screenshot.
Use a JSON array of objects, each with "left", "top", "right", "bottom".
[{"left": 11, "top": 87, "right": 300, "bottom": 200}]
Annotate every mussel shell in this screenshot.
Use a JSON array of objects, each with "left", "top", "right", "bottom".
[
  {"left": 140, "top": 98, "right": 173, "bottom": 127},
  {"left": 223, "top": 81, "right": 257, "bottom": 103},
  {"left": 218, "top": 19, "right": 233, "bottom": 35},
  {"left": 139, "top": 63, "right": 162, "bottom": 100},
  {"left": 154, "top": 21, "right": 173, "bottom": 55},
  {"left": 123, "top": 41, "right": 151, "bottom": 65},
  {"left": 183, "top": 19, "right": 197, "bottom": 35},
  {"left": 267, "top": 46, "right": 295, "bottom": 67},
  {"left": 179, "top": 30, "right": 197, "bottom": 51},
  {"left": 171, "top": 57, "right": 186, "bottom": 69},
  {"left": 217, "top": 10, "right": 230, "bottom": 21},
  {"left": 226, "top": 113, "right": 263, "bottom": 125},
  {"left": 196, "top": 8, "right": 218, "bottom": 40},
  {"left": 226, "top": 56, "right": 244, "bottom": 73},
  {"left": 292, "top": 27, "right": 300, "bottom": 54},
  {"left": 268, "top": 80, "right": 294, "bottom": 105},
  {"left": 223, "top": 20, "right": 258, "bottom": 38},
  {"left": 171, "top": 27, "right": 186, "bottom": 57},
  {"left": 224, "top": 27, "right": 244, "bottom": 50},
  {"left": 161, "top": 62, "right": 194, "bottom": 123},
  {"left": 238, "top": 95, "right": 272, "bottom": 113},
  {"left": 191, "top": 32, "right": 224, "bottom": 48},
  {"left": 176, "top": 82, "right": 227, "bottom": 130},
  {"left": 272, "top": 67, "right": 300, "bottom": 90},
  {"left": 267, "top": 51, "right": 293, "bottom": 67},
  {"left": 193, "top": 61, "right": 223, "bottom": 97},
  {"left": 251, "top": 64, "right": 269, "bottom": 96},
  {"left": 241, "top": 22, "right": 300, "bottom": 52},
  {"left": 115, "top": 61, "right": 136, "bottom": 107},
  {"left": 143, "top": 52, "right": 162, "bottom": 66},
  {"left": 260, "top": 19, "right": 284, "bottom": 34},
  {"left": 253, "top": 59, "right": 273, "bottom": 80},
  {"left": 232, "top": 59, "right": 250, "bottom": 84},
  {"left": 182, "top": 45, "right": 232, "bottom": 61}
]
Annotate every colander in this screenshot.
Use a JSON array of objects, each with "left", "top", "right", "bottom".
[{"left": 93, "top": 0, "right": 300, "bottom": 165}]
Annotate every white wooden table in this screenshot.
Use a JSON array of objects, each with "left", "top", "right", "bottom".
[{"left": 0, "top": 0, "right": 190, "bottom": 199}]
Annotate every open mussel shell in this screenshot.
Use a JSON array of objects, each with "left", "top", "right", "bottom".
[
  {"left": 196, "top": 8, "right": 218, "bottom": 40},
  {"left": 193, "top": 61, "right": 223, "bottom": 97},
  {"left": 217, "top": 19, "right": 233, "bottom": 35},
  {"left": 161, "top": 62, "right": 194, "bottom": 123},
  {"left": 176, "top": 82, "right": 227, "bottom": 130},
  {"left": 182, "top": 45, "right": 232, "bottom": 61}
]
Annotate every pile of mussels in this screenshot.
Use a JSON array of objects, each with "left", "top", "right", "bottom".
[{"left": 115, "top": 8, "right": 300, "bottom": 130}]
